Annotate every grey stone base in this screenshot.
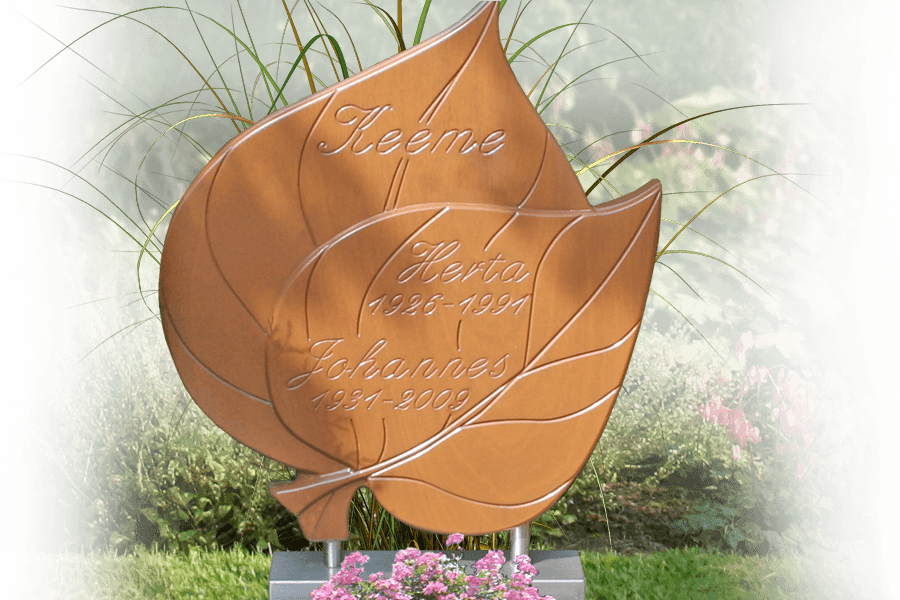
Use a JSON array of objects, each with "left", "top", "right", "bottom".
[{"left": 269, "top": 549, "right": 585, "bottom": 600}]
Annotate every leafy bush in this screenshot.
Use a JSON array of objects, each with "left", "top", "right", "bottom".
[
  {"left": 532, "top": 320, "right": 739, "bottom": 550},
  {"left": 44, "top": 325, "right": 308, "bottom": 554},
  {"left": 31, "top": 0, "right": 873, "bottom": 576},
  {"left": 47, "top": 213, "right": 752, "bottom": 551},
  {"left": 579, "top": 320, "right": 737, "bottom": 486}
]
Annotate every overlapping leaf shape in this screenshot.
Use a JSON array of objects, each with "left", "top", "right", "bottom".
[{"left": 158, "top": 1, "right": 661, "bottom": 541}]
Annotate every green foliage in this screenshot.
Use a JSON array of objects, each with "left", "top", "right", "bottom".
[
  {"left": 24, "top": 0, "right": 879, "bottom": 584},
  {"left": 582, "top": 547, "right": 809, "bottom": 600},
  {"left": 36, "top": 545, "right": 814, "bottom": 600},
  {"left": 588, "top": 321, "right": 746, "bottom": 495},
  {"left": 36, "top": 546, "right": 271, "bottom": 600},
  {"left": 46, "top": 315, "right": 830, "bottom": 558},
  {"left": 46, "top": 327, "right": 308, "bottom": 555},
  {"left": 534, "top": 308, "right": 763, "bottom": 550},
  {"left": 49, "top": 0, "right": 765, "bottom": 231}
]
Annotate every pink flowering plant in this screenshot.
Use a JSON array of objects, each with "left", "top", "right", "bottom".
[
  {"left": 311, "top": 533, "right": 553, "bottom": 600},
  {"left": 698, "top": 330, "right": 817, "bottom": 481},
  {"left": 684, "top": 332, "right": 821, "bottom": 552}
]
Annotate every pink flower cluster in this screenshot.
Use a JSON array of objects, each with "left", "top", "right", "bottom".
[
  {"left": 631, "top": 119, "right": 654, "bottom": 144},
  {"left": 772, "top": 144, "right": 800, "bottom": 201},
  {"left": 699, "top": 393, "right": 762, "bottom": 455},
  {"left": 700, "top": 331, "right": 817, "bottom": 477},
  {"left": 311, "top": 534, "right": 553, "bottom": 600}
]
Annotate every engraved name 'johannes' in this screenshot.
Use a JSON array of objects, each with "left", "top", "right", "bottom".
[
  {"left": 317, "top": 104, "right": 506, "bottom": 157},
  {"left": 285, "top": 338, "right": 509, "bottom": 391}
]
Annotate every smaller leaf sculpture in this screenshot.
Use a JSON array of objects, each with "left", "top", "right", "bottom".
[{"left": 159, "top": 1, "right": 661, "bottom": 541}]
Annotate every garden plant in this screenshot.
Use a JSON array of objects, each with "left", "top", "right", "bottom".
[{"left": 12, "top": 0, "right": 851, "bottom": 597}]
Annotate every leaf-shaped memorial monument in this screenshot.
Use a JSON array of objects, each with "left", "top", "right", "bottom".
[{"left": 159, "top": 1, "right": 661, "bottom": 542}]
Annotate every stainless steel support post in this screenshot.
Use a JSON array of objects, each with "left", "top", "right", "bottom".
[
  {"left": 509, "top": 522, "right": 531, "bottom": 560},
  {"left": 323, "top": 540, "right": 342, "bottom": 569}
]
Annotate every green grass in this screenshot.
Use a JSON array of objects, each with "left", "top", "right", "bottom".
[
  {"left": 583, "top": 548, "right": 806, "bottom": 599},
  {"left": 14, "top": 0, "right": 862, "bottom": 597},
  {"left": 36, "top": 546, "right": 271, "bottom": 600},
  {"left": 36, "top": 546, "right": 812, "bottom": 600}
]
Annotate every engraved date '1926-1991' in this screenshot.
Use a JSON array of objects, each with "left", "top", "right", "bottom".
[{"left": 281, "top": 239, "right": 532, "bottom": 412}]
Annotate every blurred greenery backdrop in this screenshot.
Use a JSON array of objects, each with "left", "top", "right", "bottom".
[{"left": 1, "top": 0, "right": 896, "bottom": 598}]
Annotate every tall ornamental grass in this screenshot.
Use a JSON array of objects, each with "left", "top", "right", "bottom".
[{"left": 17, "top": 0, "right": 830, "bottom": 562}]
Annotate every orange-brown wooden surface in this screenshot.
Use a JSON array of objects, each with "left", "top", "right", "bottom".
[{"left": 159, "top": 1, "right": 661, "bottom": 541}]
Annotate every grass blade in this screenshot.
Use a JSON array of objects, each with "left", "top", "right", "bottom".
[
  {"left": 659, "top": 250, "right": 774, "bottom": 299},
  {"left": 303, "top": 0, "right": 342, "bottom": 82},
  {"left": 503, "top": 0, "right": 533, "bottom": 55},
  {"left": 317, "top": 2, "right": 363, "bottom": 72},
  {"left": 9, "top": 6, "right": 115, "bottom": 89},
  {"left": 199, "top": 14, "right": 298, "bottom": 110},
  {"left": 507, "top": 22, "right": 585, "bottom": 64},
  {"left": 239, "top": 4, "right": 284, "bottom": 117},
  {"left": 284, "top": 35, "right": 321, "bottom": 93},
  {"left": 184, "top": 0, "right": 250, "bottom": 128},
  {"left": 281, "top": 0, "right": 318, "bottom": 95},
  {"left": 396, "top": 0, "right": 402, "bottom": 41},
  {"left": 584, "top": 103, "right": 810, "bottom": 196},
  {"left": 649, "top": 288, "right": 728, "bottom": 367},
  {"left": 412, "top": 0, "right": 431, "bottom": 46},
  {"left": 363, "top": 0, "right": 404, "bottom": 52}
]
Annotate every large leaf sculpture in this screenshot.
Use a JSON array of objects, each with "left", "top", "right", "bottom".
[{"left": 159, "top": 1, "right": 661, "bottom": 541}]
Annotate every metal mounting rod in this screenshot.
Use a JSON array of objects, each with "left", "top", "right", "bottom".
[
  {"left": 323, "top": 540, "right": 342, "bottom": 569},
  {"left": 509, "top": 522, "right": 531, "bottom": 560}
]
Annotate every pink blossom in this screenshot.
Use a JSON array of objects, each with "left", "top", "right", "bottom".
[
  {"left": 747, "top": 365, "right": 768, "bottom": 385},
  {"left": 341, "top": 552, "right": 368, "bottom": 568},
  {"left": 772, "top": 144, "right": 800, "bottom": 200},
  {"left": 475, "top": 550, "right": 505, "bottom": 573},
  {"left": 395, "top": 548, "right": 421, "bottom": 562},
  {"left": 446, "top": 533, "right": 464, "bottom": 547},
  {"left": 734, "top": 331, "right": 754, "bottom": 366},
  {"left": 423, "top": 581, "right": 448, "bottom": 595},
  {"left": 588, "top": 139, "right": 616, "bottom": 161},
  {"left": 696, "top": 376, "right": 708, "bottom": 392},
  {"left": 513, "top": 555, "right": 538, "bottom": 576},
  {"left": 733, "top": 444, "right": 741, "bottom": 460},
  {"left": 675, "top": 123, "right": 692, "bottom": 138},
  {"left": 391, "top": 562, "right": 413, "bottom": 580},
  {"left": 631, "top": 119, "right": 653, "bottom": 144},
  {"left": 416, "top": 552, "right": 441, "bottom": 568},
  {"left": 466, "top": 575, "right": 486, "bottom": 596}
]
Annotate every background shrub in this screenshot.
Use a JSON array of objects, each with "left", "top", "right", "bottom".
[
  {"left": 31, "top": 0, "right": 858, "bottom": 568},
  {"left": 42, "top": 324, "right": 308, "bottom": 554}
]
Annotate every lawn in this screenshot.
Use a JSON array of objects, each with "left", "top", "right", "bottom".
[
  {"left": 10, "top": 1, "right": 875, "bottom": 599},
  {"left": 35, "top": 545, "right": 818, "bottom": 600}
]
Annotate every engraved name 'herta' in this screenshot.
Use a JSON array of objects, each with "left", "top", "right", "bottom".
[
  {"left": 397, "top": 240, "right": 529, "bottom": 285},
  {"left": 282, "top": 240, "right": 530, "bottom": 408},
  {"left": 317, "top": 104, "right": 506, "bottom": 157}
]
